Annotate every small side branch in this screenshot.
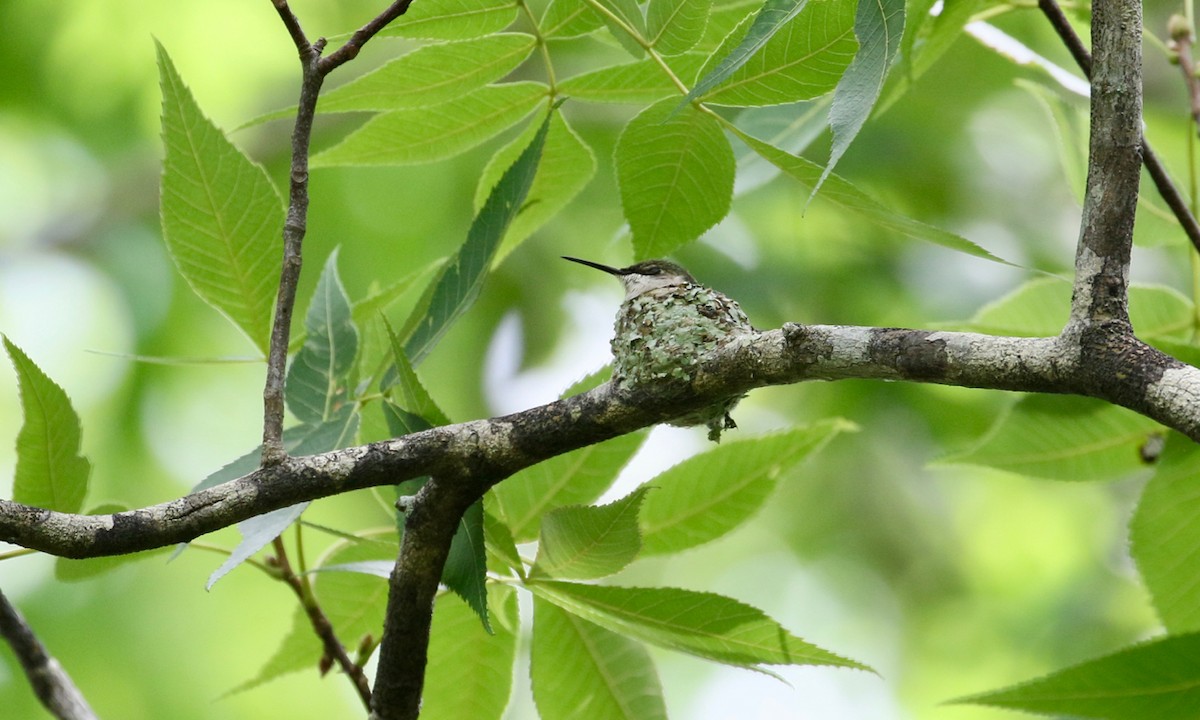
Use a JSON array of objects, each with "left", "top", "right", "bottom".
[{"left": 0, "top": 588, "right": 97, "bottom": 720}]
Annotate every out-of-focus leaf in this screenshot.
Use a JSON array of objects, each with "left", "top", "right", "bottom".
[
  {"left": 616, "top": 98, "right": 735, "bottom": 258},
  {"left": 954, "top": 633, "right": 1200, "bottom": 718},
  {"left": 312, "top": 82, "right": 548, "bottom": 167},
  {"left": 531, "top": 488, "right": 648, "bottom": 580},
  {"left": 4, "top": 336, "right": 90, "bottom": 513},
  {"left": 532, "top": 596, "right": 667, "bottom": 720},
  {"left": 379, "top": 0, "right": 519, "bottom": 40},
  {"left": 286, "top": 250, "right": 358, "bottom": 425},
  {"left": 157, "top": 41, "right": 282, "bottom": 355}
]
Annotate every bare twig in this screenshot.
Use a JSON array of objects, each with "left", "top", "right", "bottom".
[
  {"left": 1038, "top": 0, "right": 1200, "bottom": 255},
  {"left": 0, "top": 588, "right": 97, "bottom": 720}
]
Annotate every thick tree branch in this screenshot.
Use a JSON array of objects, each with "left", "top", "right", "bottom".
[
  {"left": 1038, "top": 0, "right": 1200, "bottom": 255},
  {"left": 0, "top": 588, "right": 97, "bottom": 720},
  {"left": 3, "top": 324, "right": 1197, "bottom": 560}
]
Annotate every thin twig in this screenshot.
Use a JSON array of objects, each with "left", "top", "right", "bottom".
[
  {"left": 0, "top": 588, "right": 97, "bottom": 720},
  {"left": 1038, "top": 0, "right": 1200, "bottom": 255},
  {"left": 321, "top": 0, "right": 418, "bottom": 73},
  {"left": 1169, "top": 16, "right": 1200, "bottom": 133}
]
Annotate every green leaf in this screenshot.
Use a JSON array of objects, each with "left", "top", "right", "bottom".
[
  {"left": 226, "top": 608, "right": 322, "bottom": 696},
  {"left": 938, "top": 395, "right": 1161, "bottom": 481},
  {"left": 733, "top": 99, "right": 831, "bottom": 193},
  {"left": 595, "top": 0, "right": 649, "bottom": 57},
  {"left": 729, "top": 125, "right": 1009, "bottom": 263},
  {"left": 1132, "top": 434, "right": 1200, "bottom": 632},
  {"left": 686, "top": 0, "right": 825, "bottom": 106},
  {"left": 443, "top": 501, "right": 492, "bottom": 632},
  {"left": 4, "top": 336, "right": 90, "bottom": 512},
  {"left": 542, "top": 0, "right": 605, "bottom": 38},
  {"left": 811, "top": 0, "right": 904, "bottom": 199},
  {"left": 422, "top": 585, "right": 519, "bottom": 719},
  {"left": 56, "top": 504, "right": 170, "bottom": 581},
  {"left": 955, "top": 633, "right": 1200, "bottom": 718},
  {"left": 528, "top": 581, "right": 870, "bottom": 671},
  {"left": 558, "top": 54, "right": 708, "bottom": 104},
  {"left": 616, "top": 98, "right": 735, "bottom": 258},
  {"left": 285, "top": 250, "right": 359, "bottom": 425},
  {"left": 532, "top": 596, "right": 667, "bottom": 720},
  {"left": 473, "top": 112, "right": 597, "bottom": 263},
  {"left": 157, "top": 41, "right": 282, "bottom": 355},
  {"left": 381, "top": 317, "right": 451, "bottom": 425},
  {"left": 312, "top": 82, "right": 548, "bottom": 167},
  {"left": 640, "top": 422, "right": 852, "bottom": 556},
  {"left": 379, "top": 0, "right": 519, "bottom": 40},
  {"left": 490, "top": 432, "right": 646, "bottom": 542},
  {"left": 319, "top": 34, "right": 536, "bottom": 113},
  {"left": 531, "top": 488, "right": 648, "bottom": 580},
  {"left": 402, "top": 107, "right": 554, "bottom": 363},
  {"left": 483, "top": 506, "right": 524, "bottom": 576},
  {"left": 647, "top": 0, "right": 711, "bottom": 55}
]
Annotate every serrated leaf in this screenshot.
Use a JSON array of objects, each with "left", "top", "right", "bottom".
[
  {"left": 319, "top": 34, "right": 536, "bottom": 113},
  {"left": 811, "top": 0, "right": 904, "bottom": 199},
  {"left": 422, "top": 585, "right": 519, "bottom": 719},
  {"left": 381, "top": 317, "right": 451, "bottom": 425},
  {"left": 558, "top": 54, "right": 708, "bottom": 104},
  {"left": 531, "top": 488, "right": 648, "bottom": 580},
  {"left": 379, "top": 0, "right": 519, "bottom": 40},
  {"left": 647, "top": 0, "right": 711, "bottom": 55},
  {"left": 157, "top": 41, "right": 282, "bottom": 355},
  {"left": 491, "top": 432, "right": 646, "bottom": 542},
  {"left": 528, "top": 581, "right": 870, "bottom": 671},
  {"left": 4, "top": 337, "right": 90, "bottom": 512},
  {"left": 542, "top": 0, "right": 605, "bottom": 37},
  {"left": 682, "top": 0, "right": 809, "bottom": 103},
  {"left": 312, "top": 82, "right": 548, "bottom": 167},
  {"left": 733, "top": 99, "right": 831, "bottom": 194},
  {"left": 1132, "top": 434, "right": 1200, "bottom": 632},
  {"left": 206, "top": 412, "right": 359, "bottom": 589},
  {"left": 532, "top": 596, "right": 667, "bottom": 720},
  {"left": 729, "top": 125, "right": 1009, "bottom": 263},
  {"left": 401, "top": 108, "right": 553, "bottom": 363},
  {"left": 57, "top": 504, "right": 170, "bottom": 581},
  {"left": 640, "top": 422, "right": 851, "bottom": 555},
  {"left": 938, "top": 395, "right": 1160, "bottom": 481},
  {"left": 616, "top": 98, "right": 735, "bottom": 258},
  {"left": 286, "top": 250, "right": 358, "bottom": 425},
  {"left": 595, "top": 0, "right": 649, "bottom": 57},
  {"left": 955, "top": 633, "right": 1200, "bottom": 718},
  {"left": 473, "top": 113, "right": 597, "bottom": 263},
  {"left": 443, "top": 500, "right": 492, "bottom": 631},
  {"left": 483, "top": 506, "right": 524, "bottom": 576}
]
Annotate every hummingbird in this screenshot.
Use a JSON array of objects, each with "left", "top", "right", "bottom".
[{"left": 563, "top": 256, "right": 755, "bottom": 442}]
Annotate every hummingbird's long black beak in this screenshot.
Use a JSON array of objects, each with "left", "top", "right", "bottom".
[{"left": 562, "top": 256, "right": 625, "bottom": 276}]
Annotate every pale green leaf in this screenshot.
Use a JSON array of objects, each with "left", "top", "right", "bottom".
[
  {"left": 401, "top": 107, "right": 553, "bottom": 363},
  {"left": 473, "top": 113, "right": 597, "bottom": 263},
  {"left": 812, "top": 0, "right": 904, "bottom": 199},
  {"left": 542, "top": 0, "right": 605, "bottom": 38},
  {"left": 640, "top": 421, "right": 853, "bottom": 555},
  {"left": 484, "top": 507, "right": 524, "bottom": 576},
  {"left": 312, "top": 82, "right": 548, "bottom": 167},
  {"left": 319, "top": 34, "right": 536, "bottom": 112},
  {"left": 954, "top": 633, "right": 1200, "bottom": 718},
  {"left": 4, "top": 336, "right": 90, "bottom": 513},
  {"left": 647, "top": 0, "right": 712, "bottom": 55},
  {"left": 531, "top": 488, "right": 648, "bottom": 580},
  {"left": 729, "top": 125, "right": 1009, "bottom": 263},
  {"left": 938, "top": 395, "right": 1161, "bottom": 481},
  {"left": 529, "top": 581, "right": 870, "bottom": 670},
  {"left": 490, "top": 432, "right": 646, "bottom": 543},
  {"left": 1131, "top": 434, "right": 1200, "bottom": 632},
  {"left": 285, "top": 250, "right": 358, "bottom": 425},
  {"left": 532, "top": 596, "right": 667, "bottom": 720},
  {"left": 616, "top": 98, "right": 735, "bottom": 258},
  {"left": 379, "top": 0, "right": 519, "bottom": 40},
  {"left": 558, "top": 54, "right": 708, "bottom": 104},
  {"left": 595, "top": 0, "right": 649, "bottom": 57},
  {"left": 225, "top": 608, "right": 322, "bottom": 696},
  {"left": 423, "top": 585, "right": 519, "bottom": 719},
  {"left": 157, "top": 41, "right": 282, "bottom": 355}
]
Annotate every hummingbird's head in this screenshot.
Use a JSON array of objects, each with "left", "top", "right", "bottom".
[{"left": 562, "top": 257, "right": 695, "bottom": 300}]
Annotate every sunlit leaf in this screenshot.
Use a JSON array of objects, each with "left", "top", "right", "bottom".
[
  {"left": 423, "top": 585, "right": 519, "bottom": 718},
  {"left": 157, "top": 41, "right": 282, "bottom": 355},
  {"left": 647, "top": 0, "right": 711, "bottom": 55},
  {"left": 531, "top": 488, "right": 648, "bottom": 580},
  {"left": 380, "top": 0, "right": 519, "bottom": 40},
  {"left": 616, "top": 98, "right": 735, "bottom": 258},
  {"left": 312, "top": 82, "right": 548, "bottom": 167},
  {"left": 532, "top": 596, "right": 667, "bottom": 720},
  {"left": 955, "top": 633, "right": 1200, "bottom": 718},
  {"left": 542, "top": 0, "right": 605, "bottom": 37},
  {"left": 558, "top": 54, "right": 707, "bottom": 104},
  {"left": 4, "top": 336, "right": 90, "bottom": 512}
]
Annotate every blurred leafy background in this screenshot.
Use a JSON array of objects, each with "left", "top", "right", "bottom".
[{"left": 1, "top": 0, "right": 1195, "bottom": 717}]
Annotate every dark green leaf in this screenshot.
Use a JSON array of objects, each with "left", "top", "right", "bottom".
[
  {"left": 443, "top": 501, "right": 492, "bottom": 631},
  {"left": 286, "top": 250, "right": 358, "bottom": 425}
]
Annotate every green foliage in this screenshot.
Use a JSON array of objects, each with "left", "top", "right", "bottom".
[
  {"left": 531, "top": 487, "right": 649, "bottom": 580},
  {"left": 4, "top": 336, "right": 91, "bottom": 513},
  {"left": 286, "top": 250, "right": 358, "bottom": 425},
  {"left": 157, "top": 42, "right": 283, "bottom": 356},
  {"left": 422, "top": 585, "right": 519, "bottom": 718}
]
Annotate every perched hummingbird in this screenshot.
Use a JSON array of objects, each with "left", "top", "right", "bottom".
[{"left": 563, "top": 256, "right": 755, "bottom": 442}]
